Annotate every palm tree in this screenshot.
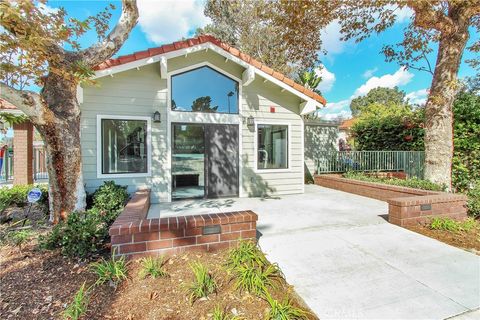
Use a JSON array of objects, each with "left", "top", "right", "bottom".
[{"left": 298, "top": 69, "right": 322, "bottom": 95}]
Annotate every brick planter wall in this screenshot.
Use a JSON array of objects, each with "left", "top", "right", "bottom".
[
  {"left": 109, "top": 189, "right": 258, "bottom": 259},
  {"left": 314, "top": 175, "right": 467, "bottom": 226}
]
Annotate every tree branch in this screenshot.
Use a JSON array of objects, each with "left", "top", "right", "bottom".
[
  {"left": 0, "top": 82, "right": 43, "bottom": 124},
  {"left": 407, "top": 1, "right": 455, "bottom": 34},
  {"left": 81, "top": 0, "right": 139, "bottom": 68}
]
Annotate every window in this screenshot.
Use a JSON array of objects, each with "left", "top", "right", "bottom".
[
  {"left": 257, "top": 124, "right": 288, "bottom": 170},
  {"left": 100, "top": 118, "right": 148, "bottom": 175},
  {"left": 171, "top": 66, "right": 239, "bottom": 114}
]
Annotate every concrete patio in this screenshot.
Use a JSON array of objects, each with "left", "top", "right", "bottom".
[{"left": 147, "top": 185, "right": 480, "bottom": 319}]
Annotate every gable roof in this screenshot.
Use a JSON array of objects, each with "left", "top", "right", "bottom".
[
  {"left": 0, "top": 98, "right": 17, "bottom": 110},
  {"left": 94, "top": 35, "right": 327, "bottom": 106}
]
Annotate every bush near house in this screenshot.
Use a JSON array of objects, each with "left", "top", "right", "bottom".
[
  {"left": 0, "top": 184, "right": 49, "bottom": 212},
  {"left": 343, "top": 172, "right": 444, "bottom": 192},
  {"left": 39, "top": 181, "right": 129, "bottom": 258}
]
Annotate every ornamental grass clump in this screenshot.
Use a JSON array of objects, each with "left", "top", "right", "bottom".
[
  {"left": 227, "top": 240, "right": 267, "bottom": 269},
  {"left": 90, "top": 253, "right": 128, "bottom": 286},
  {"left": 264, "top": 292, "right": 310, "bottom": 320},
  {"left": 139, "top": 256, "right": 169, "bottom": 279},
  {"left": 187, "top": 261, "right": 217, "bottom": 304},
  {"left": 62, "top": 282, "right": 89, "bottom": 320},
  {"left": 212, "top": 305, "right": 241, "bottom": 320}
]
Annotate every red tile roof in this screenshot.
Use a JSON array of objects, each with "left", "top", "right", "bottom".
[
  {"left": 339, "top": 118, "right": 356, "bottom": 130},
  {"left": 95, "top": 35, "right": 327, "bottom": 106},
  {"left": 0, "top": 98, "right": 17, "bottom": 110}
]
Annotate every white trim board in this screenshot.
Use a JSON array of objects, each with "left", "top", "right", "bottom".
[
  {"left": 96, "top": 114, "right": 152, "bottom": 179},
  {"left": 93, "top": 42, "right": 323, "bottom": 111}
]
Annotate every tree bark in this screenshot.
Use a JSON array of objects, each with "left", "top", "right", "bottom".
[{"left": 424, "top": 19, "right": 469, "bottom": 189}]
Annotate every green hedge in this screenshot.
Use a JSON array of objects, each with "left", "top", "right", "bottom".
[
  {"left": 0, "top": 184, "right": 49, "bottom": 212},
  {"left": 343, "top": 172, "right": 445, "bottom": 191}
]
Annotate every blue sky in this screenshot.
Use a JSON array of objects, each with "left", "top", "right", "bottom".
[{"left": 45, "top": 0, "right": 477, "bottom": 120}]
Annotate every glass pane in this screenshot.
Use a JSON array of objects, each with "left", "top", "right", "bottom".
[
  {"left": 171, "top": 66, "right": 239, "bottom": 114},
  {"left": 257, "top": 125, "right": 288, "bottom": 169},
  {"left": 172, "top": 124, "right": 205, "bottom": 199},
  {"left": 101, "top": 119, "right": 148, "bottom": 174}
]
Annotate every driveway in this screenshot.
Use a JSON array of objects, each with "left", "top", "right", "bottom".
[{"left": 148, "top": 185, "right": 480, "bottom": 319}]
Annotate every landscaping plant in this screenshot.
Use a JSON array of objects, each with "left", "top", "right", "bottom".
[
  {"left": 231, "top": 262, "right": 283, "bottom": 296},
  {"left": 90, "top": 253, "right": 128, "bottom": 286},
  {"left": 264, "top": 292, "right": 309, "bottom": 320},
  {"left": 187, "top": 261, "right": 217, "bottom": 304},
  {"left": 227, "top": 240, "right": 268, "bottom": 269},
  {"left": 429, "top": 217, "right": 478, "bottom": 233},
  {"left": 466, "top": 182, "right": 480, "bottom": 218},
  {"left": 91, "top": 181, "right": 129, "bottom": 223},
  {"left": 212, "top": 305, "right": 241, "bottom": 320},
  {"left": 62, "top": 282, "right": 89, "bottom": 320},
  {"left": 5, "top": 229, "right": 33, "bottom": 248},
  {"left": 139, "top": 256, "right": 169, "bottom": 279},
  {"left": 343, "top": 172, "right": 444, "bottom": 192},
  {"left": 0, "top": 184, "right": 49, "bottom": 212}
]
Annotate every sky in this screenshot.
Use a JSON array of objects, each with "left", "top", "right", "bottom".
[{"left": 44, "top": 0, "right": 478, "bottom": 120}]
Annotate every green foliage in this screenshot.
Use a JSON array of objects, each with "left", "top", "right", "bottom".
[
  {"left": 467, "top": 182, "right": 480, "bottom": 218},
  {"left": 231, "top": 262, "right": 283, "bottom": 296},
  {"left": 297, "top": 69, "right": 322, "bottom": 95},
  {"left": 429, "top": 217, "right": 478, "bottom": 233},
  {"left": 227, "top": 241, "right": 267, "bottom": 269},
  {"left": 4, "top": 229, "right": 33, "bottom": 247},
  {"left": 39, "top": 181, "right": 127, "bottom": 258},
  {"left": 350, "top": 87, "right": 407, "bottom": 117},
  {"left": 264, "top": 292, "right": 309, "bottom": 320},
  {"left": 91, "top": 181, "right": 128, "bottom": 223},
  {"left": 212, "top": 306, "right": 241, "bottom": 320},
  {"left": 227, "top": 241, "right": 283, "bottom": 296},
  {"left": 39, "top": 210, "right": 108, "bottom": 258},
  {"left": 139, "top": 256, "right": 168, "bottom": 279},
  {"left": 452, "top": 91, "right": 480, "bottom": 192},
  {"left": 62, "top": 282, "right": 89, "bottom": 320},
  {"left": 0, "top": 184, "right": 49, "bottom": 210},
  {"left": 351, "top": 103, "right": 424, "bottom": 151},
  {"left": 187, "top": 261, "right": 217, "bottom": 304},
  {"left": 90, "top": 254, "right": 128, "bottom": 286},
  {"left": 343, "top": 172, "right": 444, "bottom": 191}
]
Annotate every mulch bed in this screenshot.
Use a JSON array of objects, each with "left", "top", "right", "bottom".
[
  {"left": 406, "top": 224, "right": 480, "bottom": 255},
  {"left": 1, "top": 239, "right": 316, "bottom": 320}
]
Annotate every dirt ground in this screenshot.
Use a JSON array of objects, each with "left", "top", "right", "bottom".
[
  {"left": 0, "top": 239, "right": 316, "bottom": 320},
  {"left": 406, "top": 224, "right": 480, "bottom": 255}
]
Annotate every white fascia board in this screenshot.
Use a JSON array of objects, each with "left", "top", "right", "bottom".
[
  {"left": 160, "top": 56, "right": 168, "bottom": 79},
  {"left": 0, "top": 109, "right": 24, "bottom": 116},
  {"left": 242, "top": 66, "right": 255, "bottom": 86},
  {"left": 299, "top": 99, "right": 320, "bottom": 115},
  {"left": 92, "top": 42, "right": 323, "bottom": 109}
]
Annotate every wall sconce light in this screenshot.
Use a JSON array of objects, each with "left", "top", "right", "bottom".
[
  {"left": 246, "top": 116, "right": 255, "bottom": 127},
  {"left": 153, "top": 111, "right": 161, "bottom": 123}
]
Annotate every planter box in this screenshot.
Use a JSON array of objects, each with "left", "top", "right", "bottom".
[{"left": 314, "top": 175, "right": 467, "bottom": 227}]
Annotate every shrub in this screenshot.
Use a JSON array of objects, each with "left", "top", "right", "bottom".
[
  {"left": 62, "top": 282, "right": 89, "bottom": 320},
  {"left": 139, "top": 256, "right": 168, "bottom": 279},
  {"left": 90, "top": 254, "right": 128, "bottom": 286},
  {"left": 343, "top": 172, "right": 444, "bottom": 191},
  {"left": 467, "top": 183, "right": 480, "bottom": 218},
  {"left": 39, "top": 210, "right": 108, "bottom": 258},
  {"left": 0, "top": 184, "right": 49, "bottom": 211},
  {"left": 264, "top": 292, "right": 309, "bottom": 320},
  {"left": 92, "top": 181, "right": 128, "bottom": 222},
  {"left": 212, "top": 306, "right": 241, "bottom": 320},
  {"left": 429, "top": 217, "right": 478, "bottom": 233},
  {"left": 187, "top": 261, "right": 217, "bottom": 304}
]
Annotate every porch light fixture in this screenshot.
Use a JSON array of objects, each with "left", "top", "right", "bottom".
[
  {"left": 153, "top": 111, "right": 161, "bottom": 123},
  {"left": 246, "top": 116, "right": 255, "bottom": 128}
]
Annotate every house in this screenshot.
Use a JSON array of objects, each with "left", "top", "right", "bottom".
[
  {"left": 83, "top": 35, "right": 325, "bottom": 202},
  {"left": 338, "top": 118, "right": 356, "bottom": 150}
]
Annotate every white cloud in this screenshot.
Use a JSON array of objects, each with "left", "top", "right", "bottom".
[
  {"left": 353, "top": 66, "right": 414, "bottom": 97},
  {"left": 362, "top": 67, "right": 378, "bottom": 79},
  {"left": 394, "top": 6, "right": 413, "bottom": 23},
  {"left": 320, "top": 21, "right": 345, "bottom": 55},
  {"left": 314, "top": 66, "right": 336, "bottom": 93},
  {"left": 37, "top": 3, "right": 59, "bottom": 14},
  {"left": 317, "top": 99, "right": 351, "bottom": 120},
  {"left": 137, "top": 0, "right": 210, "bottom": 44},
  {"left": 405, "top": 88, "right": 429, "bottom": 105}
]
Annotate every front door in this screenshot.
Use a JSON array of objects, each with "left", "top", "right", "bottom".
[
  {"left": 205, "top": 124, "right": 239, "bottom": 198},
  {"left": 171, "top": 123, "right": 239, "bottom": 200}
]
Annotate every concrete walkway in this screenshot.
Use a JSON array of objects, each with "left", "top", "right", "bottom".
[{"left": 147, "top": 185, "right": 480, "bottom": 319}]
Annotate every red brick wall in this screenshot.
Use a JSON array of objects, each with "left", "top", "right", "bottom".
[
  {"left": 314, "top": 175, "right": 467, "bottom": 226},
  {"left": 13, "top": 121, "right": 33, "bottom": 185},
  {"left": 109, "top": 189, "right": 258, "bottom": 259}
]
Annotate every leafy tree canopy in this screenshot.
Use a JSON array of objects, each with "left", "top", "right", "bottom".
[{"left": 350, "top": 87, "right": 407, "bottom": 117}]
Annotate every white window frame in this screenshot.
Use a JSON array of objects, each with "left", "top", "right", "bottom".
[
  {"left": 254, "top": 120, "right": 292, "bottom": 173},
  {"left": 96, "top": 115, "right": 152, "bottom": 178}
]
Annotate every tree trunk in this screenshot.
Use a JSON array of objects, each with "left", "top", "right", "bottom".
[
  {"left": 424, "top": 22, "right": 469, "bottom": 190},
  {"left": 35, "top": 73, "right": 86, "bottom": 223}
]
